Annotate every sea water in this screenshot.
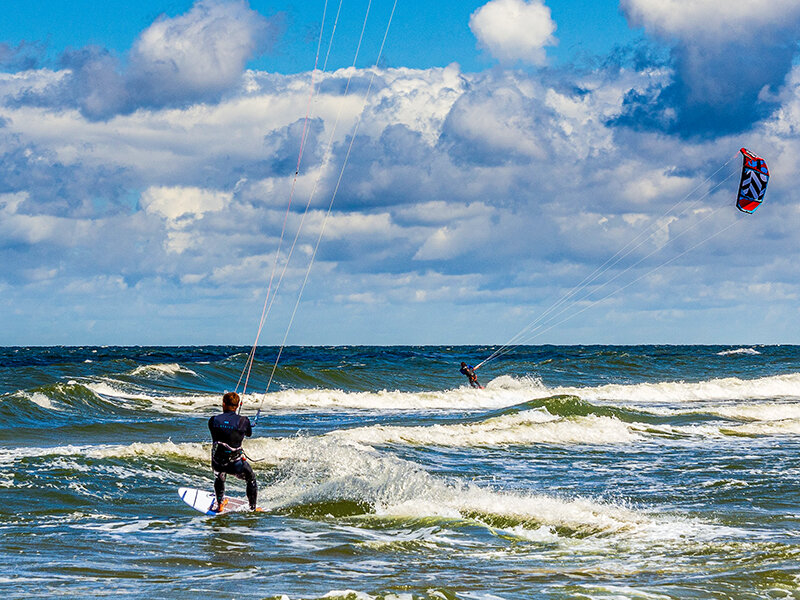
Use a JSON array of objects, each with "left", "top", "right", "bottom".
[{"left": 1, "top": 345, "right": 799, "bottom": 599}]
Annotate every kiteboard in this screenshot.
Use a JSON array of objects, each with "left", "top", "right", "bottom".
[{"left": 178, "top": 487, "right": 249, "bottom": 516}]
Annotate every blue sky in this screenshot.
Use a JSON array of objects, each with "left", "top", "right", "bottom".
[
  {"left": 1, "top": 0, "right": 799, "bottom": 345},
  {"left": 3, "top": 0, "right": 640, "bottom": 72}
]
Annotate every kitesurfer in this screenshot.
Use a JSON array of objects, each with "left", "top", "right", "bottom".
[
  {"left": 208, "top": 391, "right": 258, "bottom": 511},
  {"left": 460, "top": 362, "right": 483, "bottom": 389}
]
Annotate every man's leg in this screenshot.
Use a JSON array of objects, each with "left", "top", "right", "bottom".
[
  {"left": 214, "top": 470, "right": 227, "bottom": 507},
  {"left": 243, "top": 462, "right": 258, "bottom": 510},
  {"left": 232, "top": 460, "right": 258, "bottom": 510}
]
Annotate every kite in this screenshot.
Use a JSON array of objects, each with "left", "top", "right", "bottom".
[{"left": 736, "top": 148, "right": 769, "bottom": 213}]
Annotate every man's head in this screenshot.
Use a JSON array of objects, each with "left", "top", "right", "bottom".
[
  {"left": 223, "top": 391, "right": 241, "bottom": 410},
  {"left": 461, "top": 362, "right": 466, "bottom": 367}
]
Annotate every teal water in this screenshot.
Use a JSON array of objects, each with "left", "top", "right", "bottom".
[{"left": 2, "top": 345, "right": 800, "bottom": 599}]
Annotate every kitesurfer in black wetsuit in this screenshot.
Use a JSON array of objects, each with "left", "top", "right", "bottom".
[
  {"left": 460, "top": 362, "right": 483, "bottom": 389},
  {"left": 208, "top": 391, "right": 258, "bottom": 511}
]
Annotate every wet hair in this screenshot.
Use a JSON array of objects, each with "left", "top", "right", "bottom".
[
  {"left": 461, "top": 362, "right": 466, "bottom": 367},
  {"left": 222, "top": 391, "right": 241, "bottom": 410}
]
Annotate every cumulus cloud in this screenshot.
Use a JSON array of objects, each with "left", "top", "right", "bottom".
[
  {"left": 140, "top": 185, "right": 233, "bottom": 253},
  {"left": 128, "top": 0, "right": 276, "bottom": 107},
  {"left": 11, "top": 0, "right": 278, "bottom": 120},
  {"left": 469, "top": 0, "right": 557, "bottom": 65},
  {"left": 57, "top": 46, "right": 129, "bottom": 119},
  {"left": 140, "top": 185, "right": 231, "bottom": 222},
  {"left": 413, "top": 205, "right": 496, "bottom": 261},
  {"left": 619, "top": 0, "right": 800, "bottom": 136},
  {"left": 622, "top": 0, "right": 800, "bottom": 40},
  {"left": 439, "top": 77, "right": 551, "bottom": 166},
  {"left": 2, "top": 43, "right": 800, "bottom": 343}
]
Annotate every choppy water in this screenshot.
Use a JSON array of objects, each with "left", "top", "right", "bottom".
[{"left": 2, "top": 345, "right": 800, "bottom": 599}]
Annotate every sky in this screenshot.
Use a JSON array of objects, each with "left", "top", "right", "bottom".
[{"left": 1, "top": 0, "right": 799, "bottom": 346}]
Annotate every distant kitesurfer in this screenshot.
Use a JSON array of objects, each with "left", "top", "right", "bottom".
[
  {"left": 208, "top": 391, "right": 259, "bottom": 512},
  {"left": 460, "top": 362, "right": 483, "bottom": 389}
]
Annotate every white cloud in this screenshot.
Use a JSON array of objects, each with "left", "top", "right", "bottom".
[
  {"left": 0, "top": 69, "right": 66, "bottom": 97},
  {"left": 209, "top": 254, "right": 273, "bottom": 285},
  {"left": 5, "top": 0, "right": 279, "bottom": 120},
  {"left": 394, "top": 200, "right": 493, "bottom": 226},
  {"left": 621, "top": 0, "right": 800, "bottom": 40},
  {"left": 314, "top": 212, "right": 397, "bottom": 241},
  {"left": 140, "top": 186, "right": 231, "bottom": 223},
  {"left": 3, "top": 53, "right": 800, "bottom": 342},
  {"left": 443, "top": 83, "right": 549, "bottom": 161},
  {"left": 616, "top": 166, "right": 695, "bottom": 205},
  {"left": 469, "top": 0, "right": 556, "bottom": 65},
  {"left": 766, "top": 67, "right": 800, "bottom": 138},
  {"left": 619, "top": 0, "right": 800, "bottom": 135},
  {"left": 139, "top": 185, "right": 233, "bottom": 254},
  {"left": 129, "top": 0, "right": 272, "bottom": 104},
  {"left": 62, "top": 275, "right": 128, "bottom": 295},
  {"left": 0, "top": 192, "right": 95, "bottom": 247},
  {"left": 366, "top": 64, "right": 466, "bottom": 143},
  {"left": 413, "top": 203, "right": 497, "bottom": 261},
  {"left": 22, "top": 267, "right": 59, "bottom": 282}
]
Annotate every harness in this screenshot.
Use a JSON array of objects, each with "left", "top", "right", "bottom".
[{"left": 211, "top": 440, "right": 243, "bottom": 465}]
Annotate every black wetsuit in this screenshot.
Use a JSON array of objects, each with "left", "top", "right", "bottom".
[
  {"left": 460, "top": 364, "right": 481, "bottom": 388},
  {"left": 208, "top": 409, "right": 257, "bottom": 509}
]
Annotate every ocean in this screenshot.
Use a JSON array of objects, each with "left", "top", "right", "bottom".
[{"left": 2, "top": 344, "right": 799, "bottom": 599}]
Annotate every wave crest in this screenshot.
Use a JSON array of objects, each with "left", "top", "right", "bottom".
[
  {"left": 717, "top": 347, "right": 761, "bottom": 356},
  {"left": 130, "top": 363, "right": 198, "bottom": 377},
  {"left": 329, "top": 410, "right": 638, "bottom": 447}
]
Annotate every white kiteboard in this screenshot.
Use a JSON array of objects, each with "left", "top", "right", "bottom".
[{"left": 178, "top": 487, "right": 250, "bottom": 516}]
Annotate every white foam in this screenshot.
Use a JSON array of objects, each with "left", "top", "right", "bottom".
[
  {"left": 258, "top": 378, "right": 549, "bottom": 411},
  {"left": 86, "top": 440, "right": 210, "bottom": 462},
  {"left": 652, "top": 414, "right": 800, "bottom": 439},
  {"left": 37, "top": 434, "right": 641, "bottom": 537},
  {"left": 705, "top": 402, "right": 800, "bottom": 422},
  {"left": 85, "top": 379, "right": 482, "bottom": 414},
  {"left": 717, "top": 347, "right": 761, "bottom": 356},
  {"left": 322, "top": 592, "right": 374, "bottom": 600},
  {"left": 25, "top": 391, "right": 57, "bottom": 410},
  {"left": 620, "top": 398, "right": 800, "bottom": 427},
  {"left": 556, "top": 373, "right": 800, "bottom": 403},
  {"left": 71, "top": 519, "right": 164, "bottom": 534},
  {"left": 55, "top": 366, "right": 800, "bottom": 420},
  {"left": 72, "top": 374, "right": 551, "bottom": 414},
  {"left": 0, "top": 444, "right": 83, "bottom": 465},
  {"left": 721, "top": 419, "right": 800, "bottom": 436},
  {"left": 2, "top": 434, "right": 733, "bottom": 547},
  {"left": 240, "top": 437, "right": 722, "bottom": 543},
  {"left": 329, "top": 410, "right": 639, "bottom": 447},
  {"left": 83, "top": 380, "right": 149, "bottom": 399},
  {"left": 130, "top": 363, "right": 198, "bottom": 377},
  {"left": 82, "top": 379, "right": 218, "bottom": 413},
  {"left": 81, "top": 372, "right": 800, "bottom": 415}
]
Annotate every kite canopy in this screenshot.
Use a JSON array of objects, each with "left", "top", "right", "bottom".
[{"left": 736, "top": 148, "right": 769, "bottom": 213}]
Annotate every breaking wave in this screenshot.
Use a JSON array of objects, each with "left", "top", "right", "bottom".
[
  {"left": 129, "top": 363, "right": 198, "bottom": 377},
  {"left": 329, "top": 409, "right": 639, "bottom": 447},
  {"left": 717, "top": 347, "right": 761, "bottom": 356},
  {"left": 7, "top": 435, "right": 724, "bottom": 544},
  {"left": 553, "top": 373, "right": 800, "bottom": 404}
]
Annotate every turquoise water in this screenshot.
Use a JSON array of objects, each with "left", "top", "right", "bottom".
[{"left": 2, "top": 345, "right": 800, "bottom": 599}]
